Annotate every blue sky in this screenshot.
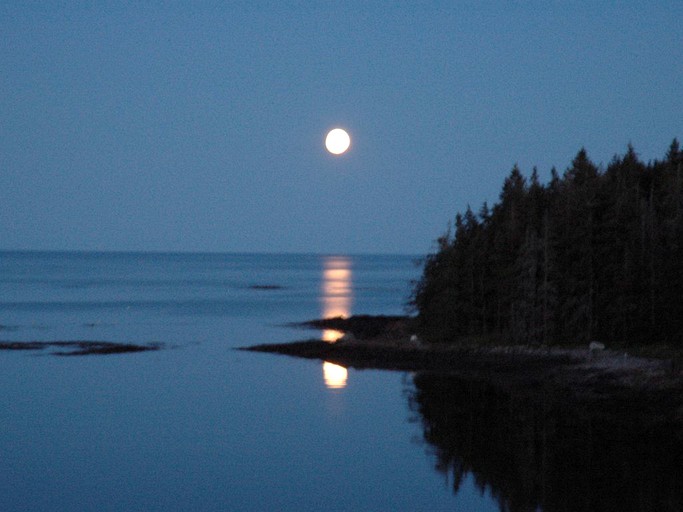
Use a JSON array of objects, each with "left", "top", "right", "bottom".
[{"left": 1, "top": 2, "right": 681, "bottom": 254}]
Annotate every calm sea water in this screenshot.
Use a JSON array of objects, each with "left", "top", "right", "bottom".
[
  {"left": 3, "top": 252, "right": 682, "bottom": 511},
  {"left": 0, "top": 252, "right": 499, "bottom": 512}
]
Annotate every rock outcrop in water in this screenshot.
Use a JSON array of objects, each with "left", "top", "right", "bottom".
[{"left": 0, "top": 340, "right": 162, "bottom": 356}]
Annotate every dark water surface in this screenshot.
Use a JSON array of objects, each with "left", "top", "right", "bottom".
[
  {"left": 0, "top": 252, "right": 497, "bottom": 511},
  {"left": 409, "top": 373, "right": 683, "bottom": 512},
  {"left": 2, "top": 252, "right": 681, "bottom": 511}
]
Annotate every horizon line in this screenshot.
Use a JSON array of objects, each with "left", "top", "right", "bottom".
[{"left": 0, "top": 248, "right": 424, "bottom": 258}]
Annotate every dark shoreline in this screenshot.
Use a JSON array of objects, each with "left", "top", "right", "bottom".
[{"left": 241, "top": 315, "right": 683, "bottom": 420}]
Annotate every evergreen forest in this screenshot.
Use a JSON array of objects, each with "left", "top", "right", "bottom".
[{"left": 411, "top": 140, "right": 683, "bottom": 347}]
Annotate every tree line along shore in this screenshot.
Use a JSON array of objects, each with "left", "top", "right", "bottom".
[{"left": 411, "top": 139, "right": 683, "bottom": 353}]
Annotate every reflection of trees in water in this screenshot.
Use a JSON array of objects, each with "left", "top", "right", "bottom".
[{"left": 408, "top": 373, "right": 682, "bottom": 512}]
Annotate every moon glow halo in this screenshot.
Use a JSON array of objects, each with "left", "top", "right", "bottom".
[{"left": 325, "top": 128, "right": 351, "bottom": 155}]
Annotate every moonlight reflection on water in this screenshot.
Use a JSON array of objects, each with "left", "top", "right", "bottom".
[
  {"left": 323, "top": 361, "right": 349, "bottom": 389},
  {"left": 320, "top": 256, "right": 353, "bottom": 389},
  {"left": 320, "top": 256, "right": 352, "bottom": 343}
]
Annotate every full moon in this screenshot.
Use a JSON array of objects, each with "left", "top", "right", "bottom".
[{"left": 325, "top": 128, "right": 351, "bottom": 155}]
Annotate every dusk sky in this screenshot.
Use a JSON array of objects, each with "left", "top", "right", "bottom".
[{"left": 2, "top": 2, "right": 681, "bottom": 255}]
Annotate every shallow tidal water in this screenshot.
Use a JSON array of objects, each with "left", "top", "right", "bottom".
[{"left": 0, "top": 252, "right": 499, "bottom": 512}]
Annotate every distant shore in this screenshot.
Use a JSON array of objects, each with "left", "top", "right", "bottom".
[{"left": 241, "top": 315, "right": 683, "bottom": 418}]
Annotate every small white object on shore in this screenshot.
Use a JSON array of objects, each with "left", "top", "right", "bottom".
[
  {"left": 589, "top": 341, "right": 605, "bottom": 352},
  {"left": 409, "top": 334, "right": 421, "bottom": 347}
]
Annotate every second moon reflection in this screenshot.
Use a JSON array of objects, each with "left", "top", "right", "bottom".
[{"left": 321, "top": 256, "right": 352, "bottom": 389}]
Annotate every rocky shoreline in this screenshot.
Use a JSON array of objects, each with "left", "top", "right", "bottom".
[{"left": 242, "top": 315, "right": 683, "bottom": 420}]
